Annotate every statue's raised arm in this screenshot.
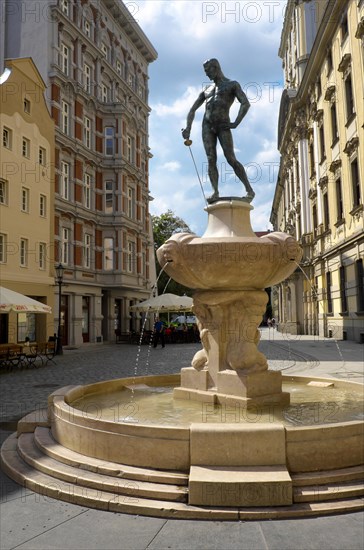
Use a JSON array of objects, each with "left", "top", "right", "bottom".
[{"left": 181, "top": 59, "right": 255, "bottom": 203}]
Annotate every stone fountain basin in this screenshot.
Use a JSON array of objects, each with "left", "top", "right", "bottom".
[
  {"left": 156, "top": 232, "right": 302, "bottom": 290},
  {"left": 48, "top": 374, "right": 364, "bottom": 474}
]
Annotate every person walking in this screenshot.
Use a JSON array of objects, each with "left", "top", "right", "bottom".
[{"left": 153, "top": 318, "right": 165, "bottom": 348}]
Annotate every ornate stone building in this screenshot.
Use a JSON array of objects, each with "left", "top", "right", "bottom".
[
  {"left": 2, "top": 0, "right": 157, "bottom": 345},
  {"left": 0, "top": 58, "right": 55, "bottom": 343},
  {"left": 271, "top": 0, "right": 364, "bottom": 342}
]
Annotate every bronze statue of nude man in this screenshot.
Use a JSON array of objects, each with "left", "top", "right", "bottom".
[{"left": 182, "top": 59, "right": 255, "bottom": 203}]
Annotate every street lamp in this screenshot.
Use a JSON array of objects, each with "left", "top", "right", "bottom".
[{"left": 55, "top": 263, "right": 64, "bottom": 355}]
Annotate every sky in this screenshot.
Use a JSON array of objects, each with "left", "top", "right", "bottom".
[{"left": 134, "top": 0, "right": 288, "bottom": 235}]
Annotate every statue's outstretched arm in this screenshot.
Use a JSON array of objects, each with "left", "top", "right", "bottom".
[{"left": 182, "top": 92, "right": 205, "bottom": 140}]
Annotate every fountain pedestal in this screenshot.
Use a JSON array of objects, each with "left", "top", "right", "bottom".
[{"left": 157, "top": 200, "right": 302, "bottom": 406}]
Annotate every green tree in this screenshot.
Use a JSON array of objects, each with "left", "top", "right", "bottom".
[{"left": 152, "top": 210, "right": 192, "bottom": 296}]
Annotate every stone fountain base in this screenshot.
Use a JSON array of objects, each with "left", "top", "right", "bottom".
[
  {"left": 174, "top": 368, "right": 290, "bottom": 406},
  {"left": 1, "top": 374, "right": 363, "bottom": 519}
]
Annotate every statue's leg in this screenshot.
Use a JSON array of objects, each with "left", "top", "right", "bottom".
[
  {"left": 219, "top": 131, "right": 255, "bottom": 200},
  {"left": 202, "top": 124, "right": 219, "bottom": 199}
]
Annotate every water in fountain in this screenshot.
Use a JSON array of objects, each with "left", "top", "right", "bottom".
[{"left": 71, "top": 380, "right": 364, "bottom": 427}]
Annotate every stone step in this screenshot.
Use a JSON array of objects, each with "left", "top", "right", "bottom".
[
  {"left": 291, "top": 465, "right": 364, "bottom": 487},
  {"left": 34, "top": 427, "right": 188, "bottom": 486},
  {"left": 17, "top": 433, "right": 188, "bottom": 503},
  {"left": 189, "top": 465, "right": 293, "bottom": 507},
  {"left": 294, "top": 481, "right": 364, "bottom": 503},
  {"left": 1, "top": 433, "right": 363, "bottom": 520}
]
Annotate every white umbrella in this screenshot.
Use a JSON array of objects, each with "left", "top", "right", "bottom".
[
  {"left": 0, "top": 286, "right": 52, "bottom": 313},
  {"left": 130, "top": 293, "right": 193, "bottom": 313}
]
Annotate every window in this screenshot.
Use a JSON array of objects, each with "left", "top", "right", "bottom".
[
  {"left": 312, "top": 204, "right": 318, "bottom": 235},
  {"left": 335, "top": 177, "right": 343, "bottom": 221},
  {"left": 116, "top": 60, "right": 122, "bottom": 76},
  {"left": 340, "top": 265, "right": 347, "bottom": 313},
  {"left": 101, "top": 42, "right": 109, "bottom": 61},
  {"left": 20, "top": 238, "right": 28, "bottom": 267},
  {"left": 0, "top": 179, "right": 8, "bottom": 205},
  {"left": 316, "top": 76, "right": 322, "bottom": 99},
  {"left": 323, "top": 192, "right": 330, "bottom": 230},
  {"left": 61, "top": 101, "right": 69, "bottom": 135},
  {"left": 84, "top": 116, "right": 91, "bottom": 148},
  {"left": 62, "top": 228, "right": 70, "bottom": 265},
  {"left": 83, "top": 63, "right": 91, "bottom": 94},
  {"left": 21, "top": 187, "right": 29, "bottom": 213},
  {"left": 128, "top": 73, "right": 133, "bottom": 87},
  {"left": 24, "top": 98, "right": 31, "bottom": 114},
  {"left": 61, "top": 161, "right": 69, "bottom": 199},
  {"left": 60, "top": 0, "right": 69, "bottom": 15},
  {"left": 61, "top": 43, "right": 69, "bottom": 76},
  {"left": 127, "top": 186, "right": 135, "bottom": 219},
  {"left": 344, "top": 73, "right": 355, "bottom": 121},
  {"left": 105, "top": 181, "right": 113, "bottom": 213},
  {"left": 104, "top": 127, "right": 114, "bottom": 155},
  {"left": 0, "top": 234, "right": 7, "bottom": 263},
  {"left": 341, "top": 12, "right": 349, "bottom": 42},
  {"left": 330, "top": 103, "right": 338, "bottom": 145},
  {"left": 39, "top": 242, "right": 46, "bottom": 270},
  {"left": 40, "top": 194, "right": 47, "bottom": 217},
  {"left": 84, "top": 20, "right": 90, "bottom": 37},
  {"left": 356, "top": 259, "right": 364, "bottom": 312},
  {"left": 309, "top": 142, "right": 315, "bottom": 176},
  {"left": 327, "top": 48, "right": 333, "bottom": 75},
  {"left": 103, "top": 237, "right": 114, "bottom": 270},
  {"left": 351, "top": 159, "right": 361, "bottom": 208},
  {"left": 326, "top": 271, "right": 332, "bottom": 313},
  {"left": 319, "top": 124, "right": 325, "bottom": 162},
  {"left": 101, "top": 84, "right": 110, "bottom": 102},
  {"left": 127, "top": 135, "right": 135, "bottom": 164},
  {"left": 22, "top": 137, "right": 30, "bottom": 158},
  {"left": 127, "top": 241, "right": 136, "bottom": 273},
  {"left": 39, "top": 147, "right": 46, "bottom": 165},
  {"left": 18, "top": 312, "right": 36, "bottom": 342},
  {"left": 84, "top": 173, "right": 91, "bottom": 209},
  {"left": 84, "top": 234, "right": 91, "bottom": 268},
  {"left": 2, "top": 127, "right": 12, "bottom": 149}
]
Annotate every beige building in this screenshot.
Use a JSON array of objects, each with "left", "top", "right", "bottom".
[
  {"left": 271, "top": 0, "right": 364, "bottom": 342},
  {"left": 0, "top": 58, "right": 55, "bottom": 343},
  {"left": 3, "top": 0, "right": 158, "bottom": 345}
]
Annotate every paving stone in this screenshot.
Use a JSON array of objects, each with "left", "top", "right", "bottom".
[{"left": 0, "top": 330, "right": 363, "bottom": 550}]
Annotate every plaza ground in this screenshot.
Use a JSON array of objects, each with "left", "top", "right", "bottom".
[{"left": 0, "top": 328, "right": 363, "bottom": 550}]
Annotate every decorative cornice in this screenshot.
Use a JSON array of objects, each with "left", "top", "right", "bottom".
[
  {"left": 318, "top": 175, "right": 328, "bottom": 189},
  {"left": 308, "top": 187, "right": 317, "bottom": 200},
  {"left": 329, "top": 159, "right": 342, "bottom": 173},
  {"left": 355, "top": 17, "right": 364, "bottom": 39},
  {"left": 314, "top": 108, "right": 324, "bottom": 122},
  {"left": 338, "top": 53, "right": 351, "bottom": 73},
  {"left": 324, "top": 85, "right": 335, "bottom": 100},
  {"left": 344, "top": 136, "right": 359, "bottom": 156}
]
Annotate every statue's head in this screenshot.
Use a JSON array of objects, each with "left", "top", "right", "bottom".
[{"left": 203, "top": 58, "right": 223, "bottom": 80}]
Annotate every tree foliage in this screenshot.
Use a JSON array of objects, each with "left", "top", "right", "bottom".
[
  {"left": 152, "top": 210, "right": 191, "bottom": 250},
  {"left": 151, "top": 210, "right": 193, "bottom": 296}
]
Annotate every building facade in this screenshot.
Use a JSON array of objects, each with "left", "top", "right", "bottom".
[
  {"left": 271, "top": 0, "right": 364, "bottom": 342},
  {"left": 3, "top": 0, "right": 158, "bottom": 345},
  {"left": 0, "top": 58, "right": 55, "bottom": 343}
]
